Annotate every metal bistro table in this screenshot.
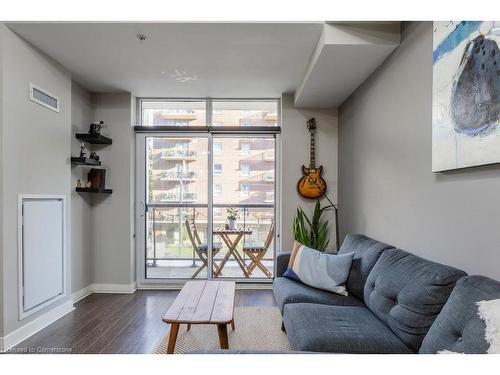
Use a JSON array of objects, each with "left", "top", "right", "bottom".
[{"left": 213, "top": 227, "right": 252, "bottom": 278}]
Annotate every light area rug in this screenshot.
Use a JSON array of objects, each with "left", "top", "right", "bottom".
[{"left": 154, "top": 306, "right": 291, "bottom": 354}]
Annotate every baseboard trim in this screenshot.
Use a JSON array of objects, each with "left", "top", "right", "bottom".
[
  {"left": 1, "top": 300, "right": 75, "bottom": 352},
  {"left": 72, "top": 285, "right": 94, "bottom": 303},
  {"left": 92, "top": 282, "right": 137, "bottom": 294}
]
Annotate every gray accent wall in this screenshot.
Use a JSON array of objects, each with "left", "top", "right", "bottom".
[
  {"left": 338, "top": 22, "right": 500, "bottom": 280},
  {"left": 0, "top": 25, "right": 72, "bottom": 335},
  {"left": 281, "top": 94, "right": 339, "bottom": 252},
  {"left": 71, "top": 83, "right": 93, "bottom": 293},
  {"left": 90, "top": 93, "right": 135, "bottom": 286}
]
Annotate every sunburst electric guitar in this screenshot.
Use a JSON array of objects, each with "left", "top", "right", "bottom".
[{"left": 297, "top": 118, "right": 327, "bottom": 199}]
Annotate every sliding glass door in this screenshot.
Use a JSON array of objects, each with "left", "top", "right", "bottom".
[{"left": 135, "top": 99, "right": 279, "bottom": 284}]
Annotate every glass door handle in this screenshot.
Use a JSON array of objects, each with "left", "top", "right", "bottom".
[{"left": 140, "top": 201, "right": 146, "bottom": 217}]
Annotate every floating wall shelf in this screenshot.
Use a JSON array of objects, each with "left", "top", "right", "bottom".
[
  {"left": 76, "top": 187, "right": 113, "bottom": 194},
  {"left": 71, "top": 157, "right": 102, "bottom": 166},
  {"left": 75, "top": 133, "right": 112, "bottom": 145}
]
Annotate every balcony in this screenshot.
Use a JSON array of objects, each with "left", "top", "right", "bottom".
[
  {"left": 264, "top": 192, "right": 274, "bottom": 203},
  {"left": 240, "top": 172, "right": 274, "bottom": 183},
  {"left": 160, "top": 150, "right": 197, "bottom": 161},
  {"left": 158, "top": 192, "right": 197, "bottom": 202},
  {"left": 146, "top": 206, "right": 274, "bottom": 279},
  {"left": 159, "top": 171, "right": 197, "bottom": 181},
  {"left": 263, "top": 150, "right": 275, "bottom": 160}
]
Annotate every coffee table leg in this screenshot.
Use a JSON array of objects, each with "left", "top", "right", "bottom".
[
  {"left": 167, "top": 323, "right": 180, "bottom": 354},
  {"left": 217, "top": 324, "right": 229, "bottom": 349}
]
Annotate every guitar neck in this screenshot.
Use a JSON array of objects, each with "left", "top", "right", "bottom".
[{"left": 309, "top": 130, "right": 315, "bottom": 168}]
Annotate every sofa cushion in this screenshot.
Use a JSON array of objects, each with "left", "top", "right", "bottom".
[
  {"left": 283, "top": 303, "right": 413, "bottom": 353},
  {"left": 420, "top": 275, "right": 500, "bottom": 354},
  {"left": 364, "top": 249, "right": 467, "bottom": 352},
  {"left": 338, "top": 234, "right": 394, "bottom": 301},
  {"left": 284, "top": 244, "right": 354, "bottom": 296},
  {"left": 273, "top": 276, "right": 364, "bottom": 314}
]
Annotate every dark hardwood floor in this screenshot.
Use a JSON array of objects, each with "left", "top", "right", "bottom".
[{"left": 13, "top": 289, "right": 276, "bottom": 354}]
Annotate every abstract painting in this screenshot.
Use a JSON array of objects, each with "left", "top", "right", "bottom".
[{"left": 432, "top": 21, "right": 500, "bottom": 172}]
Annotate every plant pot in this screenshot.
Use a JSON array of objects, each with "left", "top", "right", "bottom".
[{"left": 228, "top": 219, "right": 238, "bottom": 230}]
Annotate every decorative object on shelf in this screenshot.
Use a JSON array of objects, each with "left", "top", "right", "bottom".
[
  {"left": 85, "top": 181, "right": 92, "bottom": 188},
  {"left": 297, "top": 118, "right": 327, "bottom": 199},
  {"left": 432, "top": 21, "right": 500, "bottom": 172},
  {"left": 226, "top": 208, "right": 239, "bottom": 230},
  {"left": 79, "top": 142, "right": 86, "bottom": 158},
  {"left": 76, "top": 179, "right": 82, "bottom": 188},
  {"left": 88, "top": 168, "right": 106, "bottom": 189},
  {"left": 89, "top": 151, "right": 100, "bottom": 161},
  {"left": 89, "top": 120, "right": 104, "bottom": 135}
]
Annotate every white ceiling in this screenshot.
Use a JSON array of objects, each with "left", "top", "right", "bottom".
[
  {"left": 7, "top": 22, "right": 400, "bottom": 107},
  {"left": 7, "top": 22, "right": 324, "bottom": 98}
]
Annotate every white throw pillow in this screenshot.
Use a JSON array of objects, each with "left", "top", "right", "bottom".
[
  {"left": 477, "top": 298, "right": 500, "bottom": 354},
  {"left": 283, "top": 243, "right": 354, "bottom": 295}
]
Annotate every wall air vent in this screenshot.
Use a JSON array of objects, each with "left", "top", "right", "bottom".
[{"left": 29, "top": 83, "right": 60, "bottom": 112}]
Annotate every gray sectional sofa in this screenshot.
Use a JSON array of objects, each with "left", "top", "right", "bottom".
[{"left": 274, "top": 234, "right": 500, "bottom": 354}]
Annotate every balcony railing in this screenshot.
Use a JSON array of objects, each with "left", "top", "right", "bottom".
[
  {"left": 240, "top": 172, "right": 274, "bottom": 183},
  {"left": 146, "top": 205, "right": 275, "bottom": 278},
  {"left": 160, "top": 150, "right": 197, "bottom": 159},
  {"left": 159, "top": 171, "right": 197, "bottom": 181},
  {"left": 157, "top": 192, "right": 197, "bottom": 202}
]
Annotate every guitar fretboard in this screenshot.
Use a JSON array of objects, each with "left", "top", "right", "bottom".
[{"left": 309, "top": 130, "right": 315, "bottom": 168}]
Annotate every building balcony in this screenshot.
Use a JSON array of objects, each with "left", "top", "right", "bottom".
[
  {"left": 263, "top": 150, "right": 275, "bottom": 160},
  {"left": 160, "top": 150, "right": 197, "bottom": 161},
  {"left": 159, "top": 171, "right": 197, "bottom": 181},
  {"left": 157, "top": 192, "right": 197, "bottom": 202},
  {"left": 264, "top": 192, "right": 274, "bottom": 203},
  {"left": 240, "top": 172, "right": 274, "bottom": 183}
]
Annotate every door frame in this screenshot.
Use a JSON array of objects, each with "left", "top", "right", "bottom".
[{"left": 135, "top": 131, "right": 281, "bottom": 287}]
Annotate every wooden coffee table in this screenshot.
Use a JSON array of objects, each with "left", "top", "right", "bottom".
[{"left": 162, "top": 280, "right": 236, "bottom": 354}]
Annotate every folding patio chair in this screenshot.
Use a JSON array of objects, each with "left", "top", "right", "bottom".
[
  {"left": 242, "top": 222, "right": 274, "bottom": 278},
  {"left": 185, "top": 220, "right": 222, "bottom": 279}
]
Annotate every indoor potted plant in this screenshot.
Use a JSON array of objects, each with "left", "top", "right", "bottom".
[
  {"left": 292, "top": 199, "right": 330, "bottom": 251},
  {"left": 226, "top": 208, "right": 239, "bottom": 230}
]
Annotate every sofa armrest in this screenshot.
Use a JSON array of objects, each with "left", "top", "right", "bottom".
[{"left": 276, "top": 252, "right": 291, "bottom": 277}]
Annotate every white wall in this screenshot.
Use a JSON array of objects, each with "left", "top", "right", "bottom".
[
  {"left": 281, "top": 94, "right": 339, "bottom": 251},
  {"left": 90, "top": 93, "right": 135, "bottom": 286},
  {"left": 71, "top": 83, "right": 93, "bottom": 293},
  {"left": 338, "top": 22, "right": 500, "bottom": 280},
  {"left": 0, "top": 24, "right": 72, "bottom": 335}
]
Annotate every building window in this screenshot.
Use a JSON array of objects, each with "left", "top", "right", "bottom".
[
  {"left": 212, "top": 101, "right": 278, "bottom": 127},
  {"left": 140, "top": 100, "right": 206, "bottom": 126},
  {"left": 240, "top": 143, "right": 250, "bottom": 156},
  {"left": 213, "top": 184, "right": 222, "bottom": 196},
  {"left": 213, "top": 142, "right": 223, "bottom": 155},
  {"left": 213, "top": 163, "right": 223, "bottom": 175},
  {"left": 240, "top": 184, "right": 250, "bottom": 197},
  {"left": 240, "top": 163, "right": 250, "bottom": 177}
]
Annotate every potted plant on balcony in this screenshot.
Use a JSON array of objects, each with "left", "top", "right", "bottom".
[{"left": 226, "top": 208, "right": 239, "bottom": 230}]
